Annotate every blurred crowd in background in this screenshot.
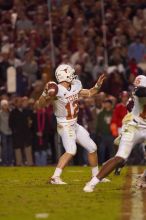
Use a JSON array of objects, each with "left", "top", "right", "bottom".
[{"left": 0, "top": 0, "right": 146, "bottom": 166}]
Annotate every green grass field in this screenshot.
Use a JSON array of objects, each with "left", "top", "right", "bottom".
[{"left": 0, "top": 166, "right": 128, "bottom": 220}]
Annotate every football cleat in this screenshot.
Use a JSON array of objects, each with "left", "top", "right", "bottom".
[
  {"left": 83, "top": 182, "right": 96, "bottom": 192},
  {"left": 49, "top": 177, "right": 67, "bottom": 185},
  {"left": 83, "top": 177, "right": 110, "bottom": 192},
  {"left": 100, "top": 178, "right": 111, "bottom": 183}
]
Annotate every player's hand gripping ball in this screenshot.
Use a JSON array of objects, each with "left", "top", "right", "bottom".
[{"left": 47, "top": 81, "right": 58, "bottom": 97}]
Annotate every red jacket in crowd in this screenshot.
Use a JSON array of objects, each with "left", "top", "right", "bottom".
[{"left": 110, "top": 103, "right": 127, "bottom": 137}]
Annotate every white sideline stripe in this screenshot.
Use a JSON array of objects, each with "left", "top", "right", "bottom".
[
  {"left": 130, "top": 167, "right": 144, "bottom": 220},
  {"left": 35, "top": 213, "right": 49, "bottom": 219}
]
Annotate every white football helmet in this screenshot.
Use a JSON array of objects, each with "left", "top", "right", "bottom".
[
  {"left": 134, "top": 75, "right": 146, "bottom": 88},
  {"left": 55, "top": 64, "right": 75, "bottom": 83}
]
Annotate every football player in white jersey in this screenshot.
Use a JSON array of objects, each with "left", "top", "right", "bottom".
[
  {"left": 36, "top": 64, "right": 108, "bottom": 184},
  {"left": 83, "top": 75, "right": 146, "bottom": 192}
]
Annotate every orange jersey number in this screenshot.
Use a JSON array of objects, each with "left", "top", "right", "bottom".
[{"left": 65, "top": 101, "right": 79, "bottom": 120}]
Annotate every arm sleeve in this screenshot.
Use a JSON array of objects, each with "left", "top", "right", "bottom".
[{"left": 134, "top": 87, "right": 146, "bottom": 97}]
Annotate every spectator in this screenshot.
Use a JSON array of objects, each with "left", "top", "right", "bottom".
[
  {"left": 126, "top": 58, "right": 144, "bottom": 84},
  {"left": 92, "top": 57, "right": 105, "bottom": 82},
  {"left": 128, "top": 35, "right": 146, "bottom": 63},
  {"left": 70, "top": 44, "right": 91, "bottom": 68},
  {"left": 133, "top": 9, "right": 145, "bottom": 32},
  {"left": 103, "top": 70, "right": 126, "bottom": 98},
  {"left": 75, "top": 64, "right": 93, "bottom": 89},
  {"left": 110, "top": 91, "right": 129, "bottom": 137},
  {"left": 22, "top": 49, "right": 38, "bottom": 87},
  {"left": 16, "top": 10, "right": 33, "bottom": 31},
  {"left": 96, "top": 99, "right": 114, "bottom": 164},
  {"left": 9, "top": 97, "right": 33, "bottom": 166},
  {"left": 112, "top": 28, "right": 127, "bottom": 48},
  {"left": 32, "top": 107, "right": 50, "bottom": 166},
  {"left": 0, "top": 99, "right": 13, "bottom": 165}
]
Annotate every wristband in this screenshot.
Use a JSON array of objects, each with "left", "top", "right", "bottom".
[{"left": 94, "top": 84, "right": 100, "bottom": 90}]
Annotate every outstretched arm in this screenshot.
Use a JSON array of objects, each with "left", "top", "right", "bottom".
[{"left": 79, "top": 74, "right": 105, "bottom": 98}]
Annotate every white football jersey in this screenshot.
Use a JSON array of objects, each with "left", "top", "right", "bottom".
[
  {"left": 131, "top": 95, "right": 146, "bottom": 126},
  {"left": 53, "top": 79, "right": 82, "bottom": 123}
]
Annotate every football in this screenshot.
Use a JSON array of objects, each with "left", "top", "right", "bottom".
[{"left": 47, "top": 81, "right": 58, "bottom": 97}]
